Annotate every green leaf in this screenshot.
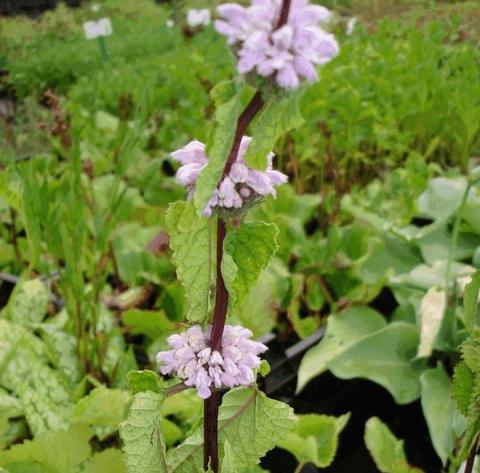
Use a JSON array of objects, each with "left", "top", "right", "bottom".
[
  {"left": 298, "top": 307, "right": 424, "bottom": 403},
  {"left": 165, "top": 201, "right": 214, "bottom": 322},
  {"left": 420, "top": 366, "right": 458, "bottom": 465},
  {"left": 416, "top": 287, "right": 446, "bottom": 359},
  {"left": 0, "top": 424, "right": 92, "bottom": 473},
  {"left": 8, "top": 279, "right": 49, "bottom": 326},
  {"left": 122, "top": 309, "right": 175, "bottom": 339},
  {"left": 417, "top": 177, "right": 468, "bottom": 221},
  {"left": 168, "top": 388, "right": 297, "bottom": 472},
  {"left": 223, "top": 222, "right": 278, "bottom": 309},
  {"left": 119, "top": 391, "right": 169, "bottom": 473},
  {"left": 194, "top": 82, "right": 254, "bottom": 213},
  {"left": 287, "top": 274, "right": 318, "bottom": 339},
  {"left": 328, "top": 322, "right": 423, "bottom": 404},
  {"left": 244, "top": 91, "right": 304, "bottom": 170},
  {"left": 365, "top": 417, "right": 423, "bottom": 473},
  {"left": 15, "top": 363, "right": 73, "bottom": 437},
  {"left": 0, "top": 168, "right": 23, "bottom": 212},
  {"left": 221, "top": 440, "right": 237, "bottom": 473},
  {"left": 84, "top": 449, "right": 126, "bottom": 473},
  {"left": 453, "top": 362, "right": 474, "bottom": 417},
  {"left": 72, "top": 386, "right": 132, "bottom": 428},
  {"left": 161, "top": 418, "right": 182, "bottom": 448},
  {"left": 127, "top": 370, "right": 164, "bottom": 395},
  {"left": 233, "top": 267, "right": 278, "bottom": 337},
  {"left": 464, "top": 271, "right": 480, "bottom": 332},
  {"left": 297, "top": 307, "right": 387, "bottom": 393},
  {"left": 277, "top": 413, "right": 349, "bottom": 468},
  {"left": 258, "top": 360, "right": 271, "bottom": 378},
  {"left": 39, "top": 327, "right": 82, "bottom": 387},
  {"left": 0, "top": 320, "right": 47, "bottom": 389}
]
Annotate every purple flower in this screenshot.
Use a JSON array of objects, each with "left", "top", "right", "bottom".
[
  {"left": 156, "top": 324, "right": 268, "bottom": 399},
  {"left": 215, "top": 0, "right": 339, "bottom": 89},
  {"left": 171, "top": 136, "right": 288, "bottom": 216}
]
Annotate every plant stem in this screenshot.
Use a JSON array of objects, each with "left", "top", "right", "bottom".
[
  {"left": 444, "top": 182, "right": 471, "bottom": 296},
  {"left": 276, "top": 0, "right": 292, "bottom": 28},
  {"left": 203, "top": 2, "right": 292, "bottom": 469},
  {"left": 203, "top": 93, "right": 264, "bottom": 473},
  {"left": 204, "top": 391, "right": 220, "bottom": 471},
  {"left": 209, "top": 90, "right": 264, "bottom": 353},
  {"left": 9, "top": 208, "right": 21, "bottom": 267},
  {"left": 465, "top": 435, "right": 479, "bottom": 473},
  {"left": 294, "top": 464, "right": 305, "bottom": 473}
]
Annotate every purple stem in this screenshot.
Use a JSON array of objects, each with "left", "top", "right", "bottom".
[{"left": 203, "top": 1, "right": 292, "bottom": 470}]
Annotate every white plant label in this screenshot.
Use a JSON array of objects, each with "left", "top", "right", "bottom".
[
  {"left": 186, "top": 9, "right": 211, "bottom": 28},
  {"left": 83, "top": 17, "right": 113, "bottom": 40}
]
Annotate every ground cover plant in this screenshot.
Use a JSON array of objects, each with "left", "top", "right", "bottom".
[{"left": 0, "top": 0, "right": 479, "bottom": 472}]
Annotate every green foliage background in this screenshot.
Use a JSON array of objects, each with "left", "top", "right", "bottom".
[{"left": 0, "top": 0, "right": 479, "bottom": 472}]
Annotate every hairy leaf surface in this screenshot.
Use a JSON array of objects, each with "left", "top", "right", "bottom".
[
  {"left": 168, "top": 388, "right": 297, "bottom": 472},
  {"left": 119, "top": 391, "right": 168, "bottom": 473},
  {"left": 223, "top": 222, "right": 278, "bottom": 309},
  {"left": 165, "top": 201, "right": 213, "bottom": 322},
  {"left": 244, "top": 92, "right": 304, "bottom": 170}
]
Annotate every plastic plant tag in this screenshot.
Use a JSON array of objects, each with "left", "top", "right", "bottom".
[
  {"left": 98, "top": 17, "right": 113, "bottom": 36},
  {"left": 186, "top": 9, "right": 211, "bottom": 28},
  {"left": 83, "top": 17, "right": 112, "bottom": 40},
  {"left": 83, "top": 20, "right": 102, "bottom": 40}
]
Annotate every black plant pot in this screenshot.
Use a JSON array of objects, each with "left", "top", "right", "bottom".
[{"left": 0, "top": 0, "right": 82, "bottom": 16}]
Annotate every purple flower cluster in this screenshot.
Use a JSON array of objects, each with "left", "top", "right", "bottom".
[
  {"left": 157, "top": 324, "right": 268, "bottom": 399},
  {"left": 171, "top": 137, "right": 288, "bottom": 216},
  {"left": 214, "top": 0, "right": 339, "bottom": 89}
]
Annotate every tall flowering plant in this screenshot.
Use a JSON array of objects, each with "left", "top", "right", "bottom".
[{"left": 120, "top": 1, "right": 338, "bottom": 472}]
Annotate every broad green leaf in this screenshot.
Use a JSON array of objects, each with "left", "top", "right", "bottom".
[
  {"left": 328, "top": 322, "right": 423, "bottom": 404},
  {"left": 277, "top": 413, "right": 349, "bottom": 468},
  {"left": 162, "top": 418, "right": 182, "bottom": 448},
  {"left": 0, "top": 424, "right": 92, "bottom": 473},
  {"left": 0, "top": 320, "right": 47, "bottom": 390},
  {"left": 464, "top": 271, "right": 480, "bottom": 331},
  {"left": 119, "top": 391, "right": 169, "bottom": 473},
  {"left": 223, "top": 222, "right": 278, "bottom": 309},
  {"left": 358, "top": 234, "right": 422, "bottom": 285},
  {"left": 417, "top": 177, "right": 468, "bottom": 221},
  {"left": 165, "top": 201, "right": 213, "bottom": 322},
  {"left": 15, "top": 363, "right": 73, "bottom": 437},
  {"left": 297, "top": 307, "right": 387, "bottom": 393},
  {"left": 390, "top": 260, "right": 469, "bottom": 291},
  {"left": 420, "top": 366, "right": 458, "bottom": 465},
  {"left": 127, "top": 370, "right": 164, "bottom": 395},
  {"left": 84, "top": 449, "right": 126, "bottom": 473},
  {"left": 244, "top": 91, "right": 304, "bottom": 170},
  {"left": 39, "top": 327, "right": 82, "bottom": 387},
  {"left": 72, "top": 386, "right": 132, "bottom": 428},
  {"left": 365, "top": 417, "right": 423, "bottom": 473},
  {"left": 194, "top": 82, "right": 254, "bottom": 214},
  {"left": 234, "top": 267, "right": 277, "bottom": 337},
  {"left": 416, "top": 287, "right": 446, "bottom": 359},
  {"left": 168, "top": 388, "right": 297, "bottom": 472},
  {"left": 221, "top": 440, "right": 237, "bottom": 473},
  {"left": 8, "top": 279, "right": 49, "bottom": 326},
  {"left": 453, "top": 362, "right": 474, "bottom": 417},
  {"left": 122, "top": 309, "right": 175, "bottom": 339},
  {"left": 161, "top": 389, "right": 202, "bottom": 423}
]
